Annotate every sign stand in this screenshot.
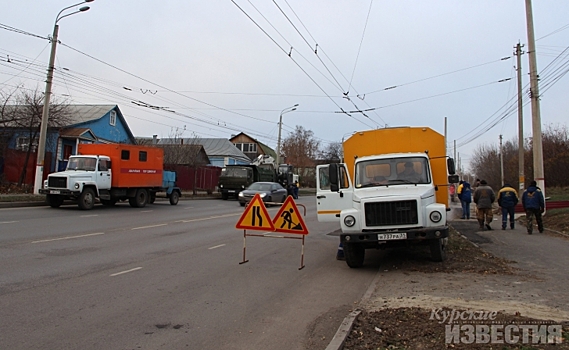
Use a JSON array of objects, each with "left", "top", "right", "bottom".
[{"left": 235, "top": 194, "right": 309, "bottom": 270}]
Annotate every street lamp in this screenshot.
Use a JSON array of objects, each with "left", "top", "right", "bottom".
[
  {"left": 275, "top": 104, "right": 299, "bottom": 167},
  {"left": 33, "top": 0, "right": 94, "bottom": 194}
]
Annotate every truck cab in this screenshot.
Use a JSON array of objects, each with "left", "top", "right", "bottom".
[{"left": 317, "top": 152, "right": 457, "bottom": 268}]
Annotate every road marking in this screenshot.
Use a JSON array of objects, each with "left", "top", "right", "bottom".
[
  {"left": 176, "top": 213, "right": 241, "bottom": 223},
  {"left": 140, "top": 210, "right": 153, "bottom": 213},
  {"left": 80, "top": 214, "right": 98, "bottom": 218},
  {"left": 208, "top": 244, "right": 226, "bottom": 250},
  {"left": 131, "top": 223, "right": 167, "bottom": 230},
  {"left": 0, "top": 221, "right": 18, "bottom": 224},
  {"left": 110, "top": 267, "right": 142, "bottom": 277},
  {"left": 31, "top": 232, "right": 105, "bottom": 244}
]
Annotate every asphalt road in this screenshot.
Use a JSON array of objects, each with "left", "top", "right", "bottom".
[{"left": 0, "top": 197, "right": 378, "bottom": 350}]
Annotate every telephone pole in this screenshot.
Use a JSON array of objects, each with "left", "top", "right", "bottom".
[
  {"left": 525, "top": 0, "right": 545, "bottom": 198},
  {"left": 499, "top": 135, "right": 504, "bottom": 187},
  {"left": 514, "top": 42, "right": 525, "bottom": 196}
]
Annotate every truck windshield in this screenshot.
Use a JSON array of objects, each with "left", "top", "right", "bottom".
[
  {"left": 355, "top": 157, "right": 430, "bottom": 188},
  {"left": 67, "top": 157, "right": 97, "bottom": 171},
  {"left": 221, "top": 167, "right": 248, "bottom": 177}
]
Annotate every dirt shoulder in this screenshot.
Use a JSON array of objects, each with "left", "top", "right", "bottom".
[{"left": 342, "top": 220, "right": 569, "bottom": 349}]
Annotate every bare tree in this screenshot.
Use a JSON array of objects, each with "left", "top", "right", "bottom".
[
  {"left": 319, "top": 142, "right": 342, "bottom": 163},
  {"left": 0, "top": 88, "right": 72, "bottom": 187},
  {"left": 469, "top": 123, "right": 569, "bottom": 190},
  {"left": 281, "top": 125, "right": 320, "bottom": 187}
]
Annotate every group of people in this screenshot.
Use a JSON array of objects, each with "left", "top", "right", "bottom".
[{"left": 457, "top": 178, "right": 545, "bottom": 234}]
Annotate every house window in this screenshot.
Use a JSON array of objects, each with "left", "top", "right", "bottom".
[
  {"left": 110, "top": 110, "right": 117, "bottom": 126},
  {"left": 139, "top": 151, "right": 147, "bottom": 162},
  {"left": 235, "top": 143, "right": 257, "bottom": 153},
  {"left": 16, "top": 136, "right": 37, "bottom": 152},
  {"left": 121, "top": 150, "right": 130, "bottom": 160}
]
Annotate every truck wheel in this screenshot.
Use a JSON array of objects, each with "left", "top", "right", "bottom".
[
  {"left": 222, "top": 193, "right": 228, "bottom": 200},
  {"left": 430, "top": 238, "right": 447, "bottom": 262},
  {"left": 344, "top": 243, "right": 365, "bottom": 268},
  {"left": 169, "top": 191, "right": 179, "bottom": 205},
  {"left": 78, "top": 188, "right": 95, "bottom": 210},
  {"left": 46, "top": 194, "right": 63, "bottom": 208},
  {"left": 129, "top": 189, "right": 148, "bottom": 208}
]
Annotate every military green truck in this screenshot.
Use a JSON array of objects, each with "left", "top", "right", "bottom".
[{"left": 218, "top": 155, "right": 277, "bottom": 200}]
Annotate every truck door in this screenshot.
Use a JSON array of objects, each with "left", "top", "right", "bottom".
[
  {"left": 316, "top": 164, "right": 353, "bottom": 222},
  {"left": 97, "top": 158, "right": 112, "bottom": 190}
]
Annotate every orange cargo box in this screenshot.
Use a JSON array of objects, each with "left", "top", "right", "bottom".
[{"left": 78, "top": 144, "right": 164, "bottom": 188}]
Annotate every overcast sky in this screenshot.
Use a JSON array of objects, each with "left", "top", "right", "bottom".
[{"left": 2, "top": 1, "right": 568, "bottom": 170}]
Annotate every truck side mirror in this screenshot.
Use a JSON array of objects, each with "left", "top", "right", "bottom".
[
  {"left": 329, "top": 163, "right": 339, "bottom": 192},
  {"left": 448, "top": 175, "right": 459, "bottom": 183},
  {"left": 447, "top": 158, "right": 456, "bottom": 175}
]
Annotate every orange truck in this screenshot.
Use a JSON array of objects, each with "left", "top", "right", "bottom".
[
  {"left": 39, "top": 144, "right": 181, "bottom": 210},
  {"left": 316, "top": 127, "right": 458, "bottom": 267}
]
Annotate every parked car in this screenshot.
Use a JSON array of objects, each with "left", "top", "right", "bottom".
[{"left": 238, "top": 182, "right": 288, "bottom": 207}]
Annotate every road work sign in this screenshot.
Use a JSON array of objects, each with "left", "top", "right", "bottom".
[
  {"left": 272, "top": 196, "right": 309, "bottom": 235},
  {"left": 235, "top": 193, "right": 275, "bottom": 231}
]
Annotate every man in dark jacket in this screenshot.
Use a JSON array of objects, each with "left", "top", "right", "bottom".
[
  {"left": 522, "top": 180, "right": 545, "bottom": 234},
  {"left": 458, "top": 180, "right": 472, "bottom": 219},
  {"left": 473, "top": 180, "right": 496, "bottom": 230},
  {"left": 497, "top": 183, "right": 519, "bottom": 230}
]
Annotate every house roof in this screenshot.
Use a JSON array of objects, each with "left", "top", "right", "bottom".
[
  {"left": 229, "top": 132, "right": 276, "bottom": 159},
  {"left": 158, "top": 138, "right": 251, "bottom": 163},
  {"left": 59, "top": 128, "right": 97, "bottom": 141},
  {"left": 66, "top": 105, "right": 118, "bottom": 124}
]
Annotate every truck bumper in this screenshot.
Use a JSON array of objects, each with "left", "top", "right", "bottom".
[
  {"left": 340, "top": 226, "right": 448, "bottom": 248},
  {"left": 39, "top": 189, "right": 80, "bottom": 197}
]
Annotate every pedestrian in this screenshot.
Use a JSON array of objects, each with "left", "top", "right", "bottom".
[
  {"left": 521, "top": 180, "right": 545, "bottom": 235},
  {"left": 293, "top": 180, "right": 299, "bottom": 199},
  {"left": 497, "top": 183, "right": 519, "bottom": 230},
  {"left": 458, "top": 180, "right": 472, "bottom": 219},
  {"left": 473, "top": 179, "right": 496, "bottom": 230}
]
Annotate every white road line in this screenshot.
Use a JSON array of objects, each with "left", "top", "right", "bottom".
[
  {"left": 31, "top": 232, "right": 105, "bottom": 244},
  {"left": 0, "top": 221, "right": 18, "bottom": 224},
  {"left": 179, "top": 213, "right": 241, "bottom": 223},
  {"left": 80, "top": 215, "right": 98, "bottom": 218},
  {"left": 131, "top": 223, "right": 167, "bottom": 230},
  {"left": 140, "top": 210, "right": 153, "bottom": 213},
  {"left": 110, "top": 267, "right": 142, "bottom": 277},
  {"left": 264, "top": 234, "right": 284, "bottom": 238},
  {"left": 208, "top": 244, "right": 226, "bottom": 250}
]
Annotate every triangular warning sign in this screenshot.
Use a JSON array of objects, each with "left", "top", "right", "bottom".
[
  {"left": 272, "top": 196, "right": 309, "bottom": 235},
  {"left": 235, "top": 193, "right": 275, "bottom": 231}
]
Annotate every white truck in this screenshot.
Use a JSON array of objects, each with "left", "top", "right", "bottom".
[{"left": 316, "top": 127, "right": 458, "bottom": 268}]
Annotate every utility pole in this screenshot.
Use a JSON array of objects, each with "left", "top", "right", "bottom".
[
  {"left": 514, "top": 42, "right": 525, "bottom": 196},
  {"left": 499, "top": 135, "right": 504, "bottom": 186},
  {"left": 525, "top": 0, "right": 545, "bottom": 198}
]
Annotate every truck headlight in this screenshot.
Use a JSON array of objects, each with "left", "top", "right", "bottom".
[
  {"left": 74, "top": 183, "right": 80, "bottom": 190},
  {"left": 43, "top": 180, "right": 48, "bottom": 188},
  {"left": 430, "top": 211, "right": 442, "bottom": 223},
  {"left": 238, "top": 192, "right": 244, "bottom": 197},
  {"left": 344, "top": 215, "right": 356, "bottom": 227},
  {"left": 220, "top": 184, "right": 224, "bottom": 188}
]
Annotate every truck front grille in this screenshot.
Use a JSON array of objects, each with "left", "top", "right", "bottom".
[
  {"left": 364, "top": 200, "right": 418, "bottom": 227},
  {"left": 48, "top": 176, "right": 67, "bottom": 188}
]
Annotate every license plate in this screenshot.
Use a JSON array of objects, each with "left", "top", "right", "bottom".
[
  {"left": 377, "top": 232, "right": 407, "bottom": 240},
  {"left": 228, "top": 190, "right": 235, "bottom": 193},
  {"left": 49, "top": 190, "right": 61, "bottom": 194}
]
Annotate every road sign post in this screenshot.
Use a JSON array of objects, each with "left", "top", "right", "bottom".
[{"left": 235, "top": 194, "right": 309, "bottom": 269}]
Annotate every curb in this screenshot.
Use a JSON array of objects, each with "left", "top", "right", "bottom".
[{"left": 325, "top": 309, "right": 361, "bottom": 350}]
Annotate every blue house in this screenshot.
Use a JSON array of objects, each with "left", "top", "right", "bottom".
[
  {"left": 1, "top": 104, "right": 135, "bottom": 184},
  {"left": 52, "top": 105, "right": 135, "bottom": 171}
]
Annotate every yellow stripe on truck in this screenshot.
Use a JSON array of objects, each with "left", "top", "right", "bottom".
[{"left": 318, "top": 210, "right": 341, "bottom": 215}]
